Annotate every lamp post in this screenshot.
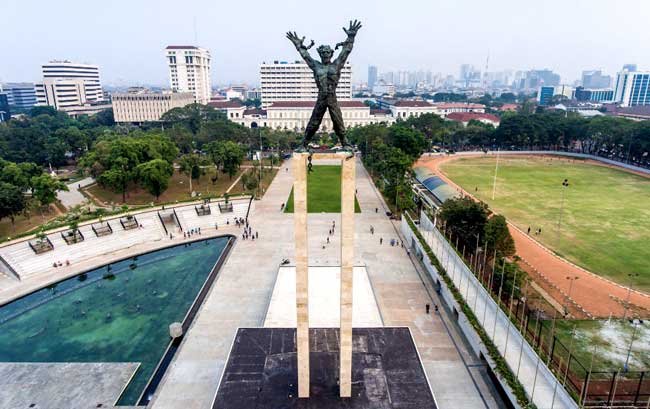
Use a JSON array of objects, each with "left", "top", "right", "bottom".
[
  {"left": 565, "top": 275, "right": 579, "bottom": 317},
  {"left": 624, "top": 319, "right": 644, "bottom": 373},
  {"left": 557, "top": 178, "right": 569, "bottom": 244},
  {"left": 623, "top": 273, "right": 639, "bottom": 321}
]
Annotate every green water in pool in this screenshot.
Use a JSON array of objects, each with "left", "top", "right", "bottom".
[{"left": 0, "top": 237, "right": 228, "bottom": 405}]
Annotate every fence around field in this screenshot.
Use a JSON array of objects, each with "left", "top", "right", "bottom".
[{"left": 412, "top": 210, "right": 649, "bottom": 408}]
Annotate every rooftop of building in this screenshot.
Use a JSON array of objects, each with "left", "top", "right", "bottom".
[
  {"left": 165, "top": 45, "right": 200, "bottom": 50},
  {"left": 446, "top": 112, "right": 500, "bottom": 123},
  {"left": 391, "top": 100, "right": 433, "bottom": 107},
  {"left": 267, "top": 101, "right": 367, "bottom": 108},
  {"left": 208, "top": 100, "right": 245, "bottom": 109},
  {"left": 243, "top": 108, "right": 267, "bottom": 116},
  {"left": 432, "top": 102, "right": 486, "bottom": 109}
]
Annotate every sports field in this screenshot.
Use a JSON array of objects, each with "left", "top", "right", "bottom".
[
  {"left": 440, "top": 155, "right": 650, "bottom": 292},
  {"left": 284, "top": 165, "right": 361, "bottom": 213}
]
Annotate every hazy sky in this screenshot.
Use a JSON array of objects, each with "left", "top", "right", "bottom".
[{"left": 3, "top": 0, "right": 648, "bottom": 87}]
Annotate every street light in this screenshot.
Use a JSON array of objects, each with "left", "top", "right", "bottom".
[
  {"left": 557, "top": 178, "right": 569, "bottom": 244},
  {"left": 623, "top": 273, "right": 640, "bottom": 321},
  {"left": 624, "top": 319, "right": 644, "bottom": 373},
  {"left": 565, "top": 275, "right": 579, "bottom": 316}
]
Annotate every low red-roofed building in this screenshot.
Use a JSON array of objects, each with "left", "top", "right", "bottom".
[
  {"left": 446, "top": 112, "right": 500, "bottom": 127},
  {"left": 432, "top": 102, "right": 486, "bottom": 117}
]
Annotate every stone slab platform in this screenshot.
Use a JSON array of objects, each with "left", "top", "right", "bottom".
[
  {"left": 0, "top": 362, "right": 138, "bottom": 408},
  {"left": 213, "top": 327, "right": 437, "bottom": 409}
]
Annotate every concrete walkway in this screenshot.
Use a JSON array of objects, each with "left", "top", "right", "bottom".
[
  {"left": 152, "top": 158, "right": 505, "bottom": 409},
  {"left": 58, "top": 177, "right": 94, "bottom": 209},
  {"left": 417, "top": 214, "right": 576, "bottom": 409}
]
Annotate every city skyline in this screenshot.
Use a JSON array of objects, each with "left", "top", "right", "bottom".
[{"left": 3, "top": 0, "right": 649, "bottom": 87}]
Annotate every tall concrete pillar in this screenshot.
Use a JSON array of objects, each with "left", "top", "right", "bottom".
[
  {"left": 293, "top": 153, "right": 310, "bottom": 398},
  {"left": 339, "top": 156, "right": 355, "bottom": 397}
]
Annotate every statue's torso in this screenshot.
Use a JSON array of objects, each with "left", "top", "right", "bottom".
[{"left": 313, "top": 63, "right": 340, "bottom": 95}]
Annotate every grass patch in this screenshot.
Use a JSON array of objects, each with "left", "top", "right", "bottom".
[
  {"left": 284, "top": 165, "right": 361, "bottom": 213},
  {"left": 440, "top": 155, "right": 650, "bottom": 291},
  {"left": 86, "top": 168, "right": 245, "bottom": 205}
]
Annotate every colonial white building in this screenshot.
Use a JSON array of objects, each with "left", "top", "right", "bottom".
[
  {"left": 165, "top": 45, "right": 212, "bottom": 104},
  {"left": 112, "top": 89, "right": 194, "bottom": 123},
  {"left": 260, "top": 61, "right": 352, "bottom": 107},
  {"left": 35, "top": 60, "right": 104, "bottom": 109},
  {"left": 209, "top": 100, "right": 394, "bottom": 131}
]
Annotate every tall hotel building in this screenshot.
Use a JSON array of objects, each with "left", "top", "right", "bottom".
[
  {"left": 614, "top": 69, "right": 650, "bottom": 107},
  {"left": 259, "top": 61, "right": 352, "bottom": 107},
  {"left": 165, "top": 46, "right": 212, "bottom": 104},
  {"left": 35, "top": 61, "right": 104, "bottom": 109}
]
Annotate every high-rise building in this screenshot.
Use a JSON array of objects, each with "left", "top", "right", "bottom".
[
  {"left": 165, "top": 45, "right": 212, "bottom": 104},
  {"left": 581, "top": 70, "right": 611, "bottom": 88},
  {"left": 0, "top": 93, "right": 10, "bottom": 121},
  {"left": 35, "top": 61, "right": 104, "bottom": 109},
  {"left": 537, "top": 85, "right": 573, "bottom": 106},
  {"left": 521, "top": 69, "right": 560, "bottom": 90},
  {"left": 259, "top": 61, "right": 352, "bottom": 107},
  {"left": 1, "top": 83, "right": 37, "bottom": 110},
  {"left": 614, "top": 69, "right": 650, "bottom": 107},
  {"left": 368, "top": 65, "right": 377, "bottom": 89}
]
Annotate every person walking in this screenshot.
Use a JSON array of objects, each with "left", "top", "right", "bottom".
[
  {"left": 425, "top": 304, "right": 430, "bottom": 314},
  {"left": 380, "top": 237, "right": 383, "bottom": 245},
  {"left": 527, "top": 226, "right": 531, "bottom": 234}
]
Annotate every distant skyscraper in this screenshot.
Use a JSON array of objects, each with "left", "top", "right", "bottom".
[
  {"left": 521, "top": 69, "right": 560, "bottom": 90},
  {"left": 0, "top": 93, "right": 10, "bottom": 121},
  {"left": 1, "top": 83, "right": 37, "bottom": 110},
  {"left": 582, "top": 70, "right": 611, "bottom": 88},
  {"left": 623, "top": 64, "right": 637, "bottom": 72},
  {"left": 614, "top": 69, "right": 650, "bottom": 107},
  {"left": 259, "top": 61, "right": 352, "bottom": 107},
  {"left": 368, "top": 65, "right": 378, "bottom": 89},
  {"left": 35, "top": 61, "right": 104, "bottom": 109},
  {"left": 165, "top": 45, "right": 212, "bottom": 104}
]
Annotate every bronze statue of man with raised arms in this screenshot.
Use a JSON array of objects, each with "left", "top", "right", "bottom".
[{"left": 286, "top": 20, "right": 362, "bottom": 150}]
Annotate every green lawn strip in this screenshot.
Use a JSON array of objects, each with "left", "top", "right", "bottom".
[
  {"left": 440, "top": 156, "right": 650, "bottom": 291},
  {"left": 284, "top": 165, "right": 361, "bottom": 213}
]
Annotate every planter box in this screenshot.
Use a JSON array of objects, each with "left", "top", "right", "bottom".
[
  {"left": 218, "top": 202, "right": 234, "bottom": 213},
  {"left": 28, "top": 237, "right": 54, "bottom": 254},
  {"left": 195, "top": 205, "right": 211, "bottom": 216},
  {"left": 92, "top": 222, "right": 113, "bottom": 237},
  {"left": 120, "top": 216, "right": 139, "bottom": 230},
  {"left": 61, "top": 229, "right": 84, "bottom": 245}
]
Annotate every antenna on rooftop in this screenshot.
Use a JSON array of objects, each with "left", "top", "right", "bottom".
[
  {"left": 193, "top": 16, "right": 198, "bottom": 45},
  {"left": 483, "top": 49, "right": 490, "bottom": 89}
]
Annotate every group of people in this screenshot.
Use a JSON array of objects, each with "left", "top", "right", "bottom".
[
  {"left": 182, "top": 227, "right": 202, "bottom": 239},
  {"left": 52, "top": 260, "right": 70, "bottom": 268},
  {"left": 240, "top": 218, "right": 258, "bottom": 241},
  {"left": 378, "top": 236, "right": 403, "bottom": 248},
  {"left": 322, "top": 220, "right": 336, "bottom": 248}
]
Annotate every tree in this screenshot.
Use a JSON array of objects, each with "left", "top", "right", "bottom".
[
  {"left": 438, "top": 197, "right": 488, "bottom": 250},
  {"left": 0, "top": 182, "right": 26, "bottom": 227},
  {"left": 136, "top": 159, "right": 173, "bottom": 200},
  {"left": 178, "top": 153, "right": 205, "bottom": 194},
  {"left": 388, "top": 125, "right": 427, "bottom": 159},
  {"left": 484, "top": 215, "right": 516, "bottom": 259},
  {"left": 221, "top": 141, "right": 244, "bottom": 179},
  {"left": 31, "top": 174, "right": 68, "bottom": 211},
  {"left": 97, "top": 165, "right": 131, "bottom": 203}
]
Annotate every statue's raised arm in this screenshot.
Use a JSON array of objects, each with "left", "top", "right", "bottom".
[
  {"left": 286, "top": 31, "right": 316, "bottom": 69},
  {"left": 334, "top": 20, "right": 362, "bottom": 70}
]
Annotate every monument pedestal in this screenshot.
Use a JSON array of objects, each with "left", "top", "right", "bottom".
[{"left": 293, "top": 152, "right": 355, "bottom": 398}]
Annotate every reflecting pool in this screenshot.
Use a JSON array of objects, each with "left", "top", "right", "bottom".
[{"left": 0, "top": 237, "right": 229, "bottom": 405}]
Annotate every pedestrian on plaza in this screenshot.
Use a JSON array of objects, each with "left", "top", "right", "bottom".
[
  {"left": 434, "top": 305, "right": 439, "bottom": 313},
  {"left": 327, "top": 237, "right": 330, "bottom": 244},
  {"left": 375, "top": 207, "right": 378, "bottom": 213},
  {"left": 256, "top": 231, "right": 259, "bottom": 239},
  {"left": 215, "top": 223, "right": 218, "bottom": 230},
  {"left": 527, "top": 226, "right": 531, "bottom": 234},
  {"left": 538, "top": 228, "right": 542, "bottom": 235},
  {"left": 370, "top": 226, "right": 374, "bottom": 235},
  {"left": 380, "top": 237, "right": 383, "bottom": 245},
  {"left": 426, "top": 304, "right": 430, "bottom": 314}
]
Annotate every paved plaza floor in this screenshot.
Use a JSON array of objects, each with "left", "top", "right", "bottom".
[{"left": 264, "top": 266, "right": 383, "bottom": 328}]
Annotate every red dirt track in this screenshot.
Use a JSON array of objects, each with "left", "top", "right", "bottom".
[{"left": 416, "top": 153, "right": 650, "bottom": 318}]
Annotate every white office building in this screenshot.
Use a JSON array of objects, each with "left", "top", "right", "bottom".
[
  {"left": 614, "top": 70, "right": 650, "bottom": 107},
  {"left": 35, "top": 61, "right": 104, "bottom": 109},
  {"left": 260, "top": 61, "right": 352, "bottom": 107},
  {"left": 112, "top": 89, "right": 194, "bottom": 123},
  {"left": 165, "top": 45, "right": 212, "bottom": 104}
]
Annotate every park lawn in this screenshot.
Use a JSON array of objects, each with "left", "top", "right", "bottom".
[
  {"left": 440, "top": 155, "right": 650, "bottom": 292},
  {"left": 0, "top": 204, "right": 63, "bottom": 241},
  {"left": 85, "top": 168, "right": 245, "bottom": 206},
  {"left": 284, "top": 165, "right": 361, "bottom": 213},
  {"left": 227, "top": 167, "right": 279, "bottom": 198}
]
